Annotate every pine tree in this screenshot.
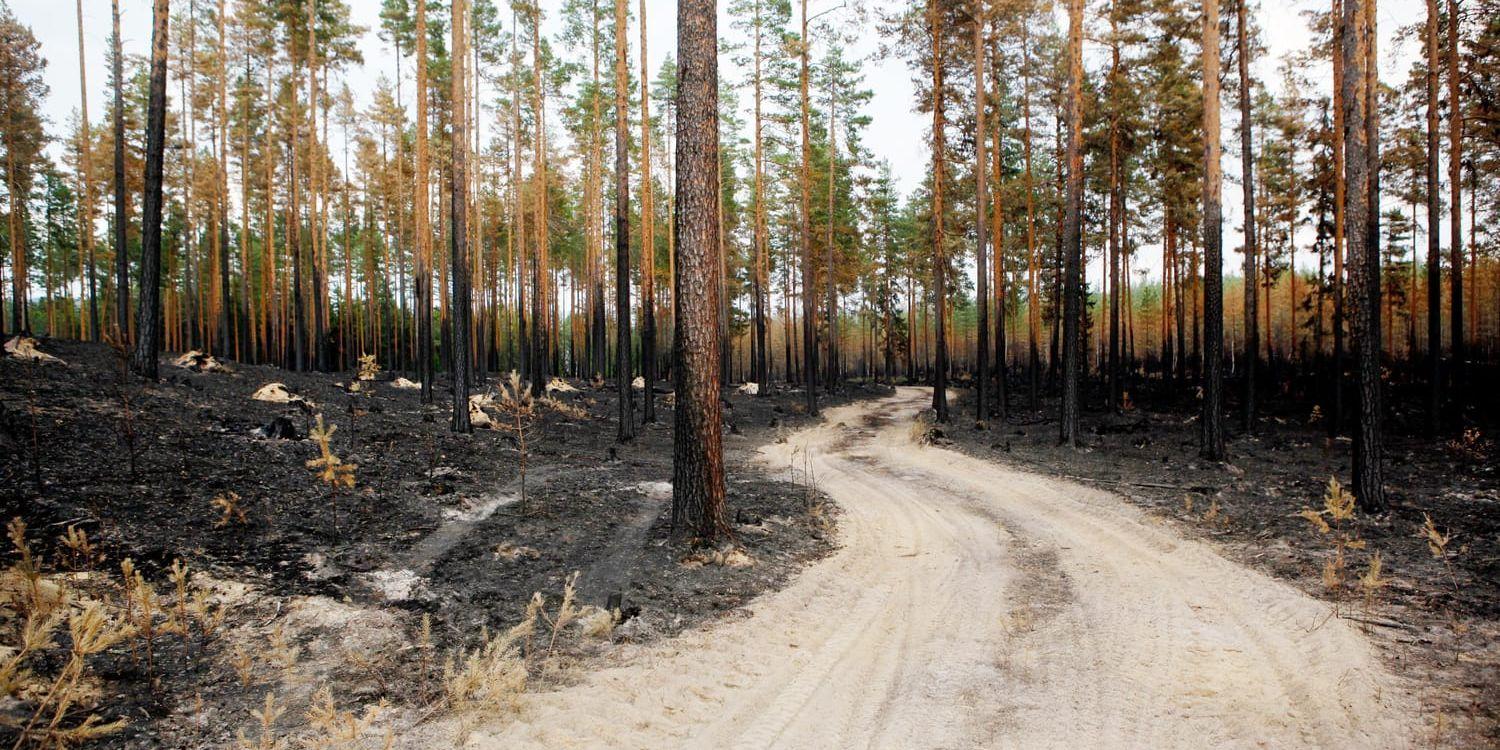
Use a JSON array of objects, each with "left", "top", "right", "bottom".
[
  {"left": 450, "top": 0, "right": 472, "bottom": 432},
  {"left": 1200, "top": 0, "right": 1226, "bottom": 461},
  {"left": 613, "top": 0, "right": 634, "bottom": 441},
  {"left": 673, "top": 0, "right": 730, "bottom": 543},
  {"left": 132, "top": 0, "right": 171, "bottom": 378},
  {"left": 1058, "top": 0, "right": 1083, "bottom": 447}
]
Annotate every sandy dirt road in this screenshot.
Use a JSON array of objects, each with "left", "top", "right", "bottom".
[{"left": 412, "top": 388, "right": 1416, "bottom": 749}]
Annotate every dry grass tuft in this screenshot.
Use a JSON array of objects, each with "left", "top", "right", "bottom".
[
  {"left": 443, "top": 595, "right": 541, "bottom": 744},
  {"left": 680, "top": 547, "right": 756, "bottom": 569},
  {"left": 212, "top": 492, "right": 249, "bottom": 528},
  {"left": 493, "top": 543, "right": 541, "bottom": 563}
]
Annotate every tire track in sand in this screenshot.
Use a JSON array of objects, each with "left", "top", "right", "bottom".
[{"left": 398, "top": 387, "right": 1417, "bottom": 749}]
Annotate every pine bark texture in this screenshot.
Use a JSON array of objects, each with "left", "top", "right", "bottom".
[
  {"left": 615, "top": 0, "right": 635, "bottom": 441},
  {"left": 450, "top": 0, "right": 472, "bottom": 432},
  {"left": 1236, "top": 0, "right": 1258, "bottom": 433},
  {"left": 1059, "top": 0, "right": 1083, "bottom": 447},
  {"left": 672, "top": 0, "right": 730, "bottom": 543},
  {"left": 1200, "top": 0, "right": 1226, "bottom": 461},
  {"left": 132, "top": 0, "right": 170, "bottom": 379}
]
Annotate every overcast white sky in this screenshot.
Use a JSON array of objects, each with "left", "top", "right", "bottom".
[{"left": 14, "top": 0, "right": 1425, "bottom": 283}]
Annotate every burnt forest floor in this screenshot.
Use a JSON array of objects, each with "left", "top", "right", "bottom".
[
  {"left": 0, "top": 338, "right": 881, "bottom": 749},
  {"left": 936, "top": 369, "right": 1499, "bottom": 748}
]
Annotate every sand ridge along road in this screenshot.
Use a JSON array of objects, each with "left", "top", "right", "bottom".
[{"left": 408, "top": 387, "right": 1418, "bottom": 749}]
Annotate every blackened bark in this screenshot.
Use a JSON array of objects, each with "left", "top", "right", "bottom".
[
  {"left": 1446, "top": 0, "right": 1463, "bottom": 392},
  {"left": 930, "top": 0, "right": 949, "bottom": 423},
  {"left": 1059, "top": 0, "right": 1083, "bottom": 447},
  {"left": 640, "top": 0, "right": 658, "bottom": 421},
  {"left": 1201, "top": 0, "right": 1226, "bottom": 461},
  {"left": 131, "top": 0, "right": 169, "bottom": 380},
  {"left": 450, "top": 0, "right": 472, "bottom": 433},
  {"left": 1425, "top": 0, "right": 1441, "bottom": 433},
  {"left": 798, "top": 0, "right": 818, "bottom": 416},
  {"left": 615, "top": 0, "right": 635, "bottom": 442},
  {"left": 112, "top": 0, "right": 128, "bottom": 343},
  {"left": 672, "top": 0, "right": 730, "bottom": 543},
  {"left": 1342, "top": 0, "right": 1384, "bottom": 512},
  {"left": 974, "top": 8, "right": 989, "bottom": 424},
  {"left": 1237, "top": 0, "right": 1258, "bottom": 433}
]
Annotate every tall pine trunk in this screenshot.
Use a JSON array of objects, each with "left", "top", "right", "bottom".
[
  {"left": 973, "top": 6, "right": 989, "bottom": 423},
  {"left": 751, "top": 0, "right": 769, "bottom": 393},
  {"left": 672, "top": 0, "right": 729, "bottom": 543},
  {"left": 415, "top": 0, "right": 433, "bottom": 400},
  {"left": 614, "top": 0, "right": 635, "bottom": 441},
  {"left": 1425, "top": 0, "right": 1442, "bottom": 433},
  {"left": 798, "top": 0, "right": 818, "bottom": 416},
  {"left": 1200, "top": 0, "right": 1226, "bottom": 461},
  {"left": 1236, "top": 0, "right": 1258, "bottom": 433},
  {"left": 640, "top": 0, "right": 658, "bottom": 421},
  {"left": 75, "top": 0, "right": 99, "bottom": 341},
  {"left": 929, "top": 0, "right": 950, "bottom": 422},
  {"left": 1059, "top": 0, "right": 1083, "bottom": 447},
  {"left": 112, "top": 0, "right": 129, "bottom": 343},
  {"left": 132, "top": 0, "right": 170, "bottom": 379},
  {"left": 1446, "top": 0, "right": 1463, "bottom": 392},
  {"left": 1341, "top": 0, "right": 1384, "bottom": 512},
  {"left": 450, "top": 0, "right": 472, "bottom": 432}
]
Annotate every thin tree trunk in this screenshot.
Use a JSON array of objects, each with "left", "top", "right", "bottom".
[
  {"left": 75, "top": 0, "right": 99, "bottom": 341},
  {"left": 1331, "top": 0, "right": 1346, "bottom": 434},
  {"left": 929, "top": 0, "right": 950, "bottom": 422},
  {"left": 1425, "top": 0, "right": 1442, "bottom": 433},
  {"left": 415, "top": 0, "right": 433, "bottom": 399},
  {"left": 974, "top": 4, "right": 989, "bottom": 423},
  {"left": 1236, "top": 0, "right": 1258, "bottom": 432},
  {"left": 640, "top": 0, "right": 658, "bottom": 421},
  {"left": 1059, "top": 0, "right": 1083, "bottom": 446},
  {"left": 112, "top": 0, "right": 129, "bottom": 343},
  {"left": 614, "top": 0, "right": 635, "bottom": 441},
  {"left": 132, "top": 0, "right": 170, "bottom": 379},
  {"left": 1446, "top": 0, "right": 1463, "bottom": 391},
  {"left": 798, "top": 0, "right": 818, "bottom": 416},
  {"left": 752, "top": 0, "right": 769, "bottom": 392},
  {"left": 1201, "top": 0, "right": 1226, "bottom": 460},
  {"left": 449, "top": 0, "right": 472, "bottom": 432}
]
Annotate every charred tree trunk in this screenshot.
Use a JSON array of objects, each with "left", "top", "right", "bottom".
[
  {"left": 752, "top": 0, "right": 769, "bottom": 393},
  {"left": 798, "top": 0, "right": 818, "bottom": 416},
  {"left": 1236, "top": 0, "right": 1258, "bottom": 433},
  {"left": 132, "top": 0, "right": 170, "bottom": 379},
  {"left": 1341, "top": 0, "right": 1384, "bottom": 512},
  {"left": 641, "top": 0, "right": 658, "bottom": 421},
  {"left": 112, "top": 0, "right": 129, "bottom": 343},
  {"left": 76, "top": 0, "right": 99, "bottom": 342},
  {"left": 1201, "top": 0, "right": 1226, "bottom": 461},
  {"left": 615, "top": 0, "right": 635, "bottom": 441},
  {"left": 1425, "top": 0, "right": 1442, "bottom": 433},
  {"left": 672, "top": 0, "right": 730, "bottom": 544},
  {"left": 1446, "top": 0, "right": 1463, "bottom": 393},
  {"left": 1059, "top": 0, "right": 1083, "bottom": 447},
  {"left": 450, "top": 0, "right": 472, "bottom": 432},
  {"left": 929, "top": 0, "right": 950, "bottom": 422},
  {"left": 415, "top": 0, "right": 433, "bottom": 401},
  {"left": 973, "top": 4, "right": 989, "bottom": 424}
]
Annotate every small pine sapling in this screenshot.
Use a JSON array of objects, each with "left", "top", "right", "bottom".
[
  {"left": 307, "top": 415, "right": 357, "bottom": 530},
  {"left": 238, "top": 691, "right": 285, "bottom": 750},
  {"left": 58, "top": 525, "right": 103, "bottom": 572},
  {"left": 1296, "top": 477, "right": 1370, "bottom": 616},
  {"left": 212, "top": 491, "right": 248, "bottom": 527},
  {"left": 493, "top": 372, "right": 539, "bottom": 512}
]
